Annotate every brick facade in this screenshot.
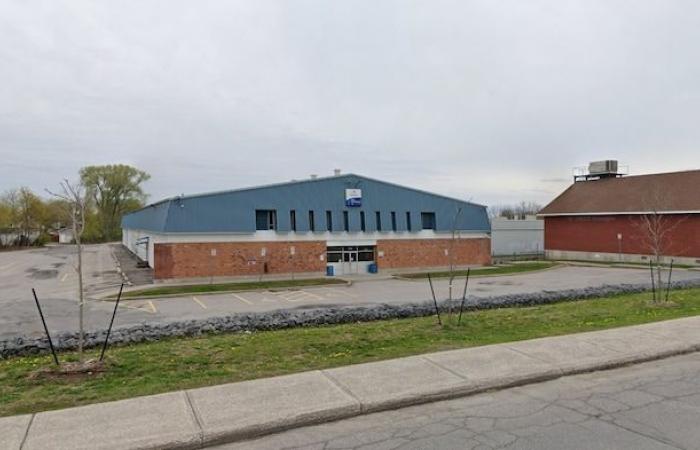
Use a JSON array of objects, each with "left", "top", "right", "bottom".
[
  {"left": 544, "top": 214, "right": 700, "bottom": 257},
  {"left": 154, "top": 241, "right": 326, "bottom": 280},
  {"left": 376, "top": 238, "right": 491, "bottom": 269}
]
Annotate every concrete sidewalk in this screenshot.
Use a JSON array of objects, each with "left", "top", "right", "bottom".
[{"left": 3, "top": 316, "right": 700, "bottom": 450}]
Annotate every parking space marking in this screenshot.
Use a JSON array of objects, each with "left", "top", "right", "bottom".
[
  {"left": 120, "top": 300, "right": 157, "bottom": 314},
  {"left": 0, "top": 262, "right": 17, "bottom": 271},
  {"left": 231, "top": 292, "right": 253, "bottom": 305},
  {"left": 315, "top": 287, "right": 357, "bottom": 299},
  {"left": 270, "top": 289, "right": 326, "bottom": 303},
  {"left": 299, "top": 289, "right": 323, "bottom": 300},
  {"left": 60, "top": 273, "right": 69, "bottom": 282},
  {"left": 191, "top": 296, "right": 207, "bottom": 309}
]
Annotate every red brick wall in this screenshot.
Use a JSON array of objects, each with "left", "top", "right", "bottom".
[
  {"left": 154, "top": 241, "right": 326, "bottom": 279},
  {"left": 376, "top": 238, "right": 491, "bottom": 269},
  {"left": 544, "top": 214, "right": 700, "bottom": 257}
]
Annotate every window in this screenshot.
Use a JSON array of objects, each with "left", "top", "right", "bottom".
[
  {"left": 391, "top": 211, "right": 397, "bottom": 231},
  {"left": 255, "top": 210, "right": 277, "bottom": 230},
  {"left": 343, "top": 211, "right": 349, "bottom": 232},
  {"left": 375, "top": 211, "right": 382, "bottom": 231},
  {"left": 360, "top": 211, "right": 366, "bottom": 232},
  {"left": 326, "top": 246, "right": 342, "bottom": 262},
  {"left": 308, "top": 210, "right": 315, "bottom": 232},
  {"left": 406, "top": 212, "right": 412, "bottom": 231},
  {"left": 358, "top": 245, "right": 375, "bottom": 261},
  {"left": 326, "top": 210, "right": 333, "bottom": 231},
  {"left": 421, "top": 212, "right": 436, "bottom": 230},
  {"left": 290, "top": 210, "right": 296, "bottom": 232}
]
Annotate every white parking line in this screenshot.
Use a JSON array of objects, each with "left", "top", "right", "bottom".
[
  {"left": 0, "top": 262, "right": 17, "bottom": 271},
  {"left": 120, "top": 300, "right": 157, "bottom": 314},
  {"left": 231, "top": 293, "right": 253, "bottom": 305},
  {"left": 316, "top": 287, "right": 357, "bottom": 298},
  {"left": 191, "top": 296, "right": 207, "bottom": 309},
  {"left": 299, "top": 289, "right": 323, "bottom": 300},
  {"left": 60, "top": 273, "right": 69, "bottom": 282}
]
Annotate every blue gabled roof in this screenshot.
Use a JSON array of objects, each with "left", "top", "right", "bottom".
[{"left": 122, "top": 174, "right": 490, "bottom": 234}]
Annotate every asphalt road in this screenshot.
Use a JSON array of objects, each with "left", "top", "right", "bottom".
[
  {"left": 2, "top": 244, "right": 700, "bottom": 340},
  {"left": 215, "top": 352, "right": 700, "bottom": 450}
]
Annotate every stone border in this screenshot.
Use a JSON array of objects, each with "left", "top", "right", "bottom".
[{"left": 3, "top": 279, "right": 700, "bottom": 359}]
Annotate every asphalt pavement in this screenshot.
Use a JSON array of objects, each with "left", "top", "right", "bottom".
[
  {"left": 215, "top": 351, "right": 700, "bottom": 450},
  {"left": 3, "top": 244, "right": 700, "bottom": 340}
]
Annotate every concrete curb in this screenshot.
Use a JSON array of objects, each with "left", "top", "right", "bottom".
[{"left": 4, "top": 316, "right": 700, "bottom": 450}]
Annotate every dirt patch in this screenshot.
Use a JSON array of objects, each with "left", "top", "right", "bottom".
[{"left": 29, "top": 359, "right": 108, "bottom": 381}]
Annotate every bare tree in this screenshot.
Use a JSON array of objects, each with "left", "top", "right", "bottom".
[
  {"left": 47, "top": 180, "right": 88, "bottom": 358},
  {"left": 447, "top": 206, "right": 463, "bottom": 317},
  {"left": 634, "top": 184, "right": 688, "bottom": 303},
  {"left": 488, "top": 202, "right": 542, "bottom": 220}
]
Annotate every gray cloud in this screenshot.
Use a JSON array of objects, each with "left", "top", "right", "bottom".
[{"left": 1, "top": 0, "right": 699, "bottom": 206}]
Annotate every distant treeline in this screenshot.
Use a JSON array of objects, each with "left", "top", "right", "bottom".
[{"left": 0, "top": 164, "right": 150, "bottom": 246}]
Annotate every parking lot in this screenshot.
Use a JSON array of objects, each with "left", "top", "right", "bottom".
[{"left": 3, "top": 243, "right": 700, "bottom": 341}]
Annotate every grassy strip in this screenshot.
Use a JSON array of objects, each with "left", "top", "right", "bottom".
[
  {"left": 560, "top": 260, "right": 698, "bottom": 269},
  {"left": 2, "top": 288, "right": 700, "bottom": 416},
  {"left": 119, "top": 277, "right": 347, "bottom": 298},
  {"left": 398, "top": 261, "right": 557, "bottom": 279}
]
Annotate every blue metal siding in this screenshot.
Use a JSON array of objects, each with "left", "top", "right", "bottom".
[{"left": 122, "top": 174, "right": 490, "bottom": 234}]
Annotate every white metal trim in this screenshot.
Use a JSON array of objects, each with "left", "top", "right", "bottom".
[{"left": 538, "top": 210, "right": 700, "bottom": 217}]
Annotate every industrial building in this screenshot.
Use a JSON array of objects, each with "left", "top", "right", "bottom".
[
  {"left": 122, "top": 173, "right": 491, "bottom": 281},
  {"left": 490, "top": 216, "right": 544, "bottom": 257},
  {"left": 539, "top": 161, "right": 700, "bottom": 265}
]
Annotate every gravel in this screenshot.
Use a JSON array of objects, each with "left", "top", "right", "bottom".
[{"left": 3, "top": 279, "right": 700, "bottom": 359}]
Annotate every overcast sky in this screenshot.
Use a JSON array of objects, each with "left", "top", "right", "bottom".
[{"left": 1, "top": 1, "right": 699, "bottom": 207}]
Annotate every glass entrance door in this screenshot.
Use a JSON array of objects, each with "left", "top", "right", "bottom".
[
  {"left": 327, "top": 246, "right": 376, "bottom": 275},
  {"left": 342, "top": 246, "right": 359, "bottom": 275}
]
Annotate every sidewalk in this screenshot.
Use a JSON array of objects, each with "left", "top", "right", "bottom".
[{"left": 3, "top": 316, "right": 700, "bottom": 450}]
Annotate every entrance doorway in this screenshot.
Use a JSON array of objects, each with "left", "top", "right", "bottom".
[{"left": 327, "top": 245, "right": 375, "bottom": 275}]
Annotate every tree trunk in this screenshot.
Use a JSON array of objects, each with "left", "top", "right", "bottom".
[{"left": 75, "top": 216, "right": 85, "bottom": 359}]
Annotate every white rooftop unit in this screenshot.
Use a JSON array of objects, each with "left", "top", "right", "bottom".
[{"left": 588, "top": 160, "right": 618, "bottom": 175}]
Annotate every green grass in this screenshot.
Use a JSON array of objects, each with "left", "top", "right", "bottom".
[
  {"left": 3, "top": 288, "right": 700, "bottom": 417},
  {"left": 558, "top": 259, "right": 698, "bottom": 269},
  {"left": 119, "top": 277, "right": 347, "bottom": 298},
  {"left": 399, "top": 261, "right": 557, "bottom": 279}
]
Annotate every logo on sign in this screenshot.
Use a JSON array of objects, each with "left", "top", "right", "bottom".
[{"left": 345, "top": 189, "right": 362, "bottom": 207}]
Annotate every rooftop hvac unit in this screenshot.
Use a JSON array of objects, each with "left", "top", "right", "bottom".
[{"left": 588, "top": 160, "right": 618, "bottom": 175}]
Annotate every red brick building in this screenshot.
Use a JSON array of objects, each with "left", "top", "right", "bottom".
[
  {"left": 122, "top": 173, "right": 491, "bottom": 281},
  {"left": 539, "top": 169, "right": 700, "bottom": 265}
]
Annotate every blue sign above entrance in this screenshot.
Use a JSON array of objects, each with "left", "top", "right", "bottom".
[{"left": 345, "top": 188, "right": 362, "bottom": 207}]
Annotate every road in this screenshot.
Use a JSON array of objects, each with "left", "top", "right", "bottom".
[
  {"left": 214, "top": 352, "right": 700, "bottom": 450},
  {"left": 2, "top": 244, "right": 700, "bottom": 340}
]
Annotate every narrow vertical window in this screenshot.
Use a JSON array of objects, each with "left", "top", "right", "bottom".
[
  {"left": 326, "top": 210, "right": 333, "bottom": 231},
  {"left": 406, "top": 211, "right": 412, "bottom": 231},
  {"left": 308, "top": 210, "right": 315, "bottom": 231},
  {"left": 343, "top": 211, "right": 349, "bottom": 232},
  {"left": 375, "top": 211, "right": 382, "bottom": 231},
  {"left": 290, "top": 210, "right": 296, "bottom": 232},
  {"left": 391, "top": 211, "right": 397, "bottom": 231},
  {"left": 360, "top": 211, "right": 366, "bottom": 232}
]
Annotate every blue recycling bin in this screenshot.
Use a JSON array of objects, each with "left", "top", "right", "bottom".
[
  {"left": 368, "top": 263, "right": 378, "bottom": 274},
  {"left": 326, "top": 265, "right": 335, "bottom": 276}
]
